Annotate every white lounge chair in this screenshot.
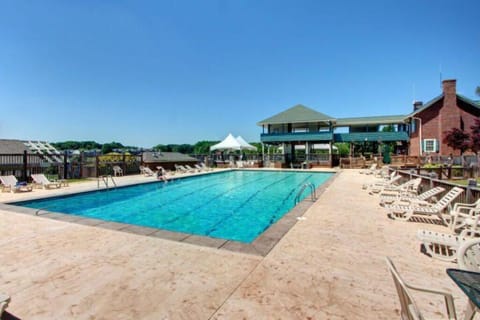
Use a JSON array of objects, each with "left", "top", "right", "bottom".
[
  {"left": 385, "top": 257, "right": 457, "bottom": 320},
  {"left": 386, "top": 187, "right": 464, "bottom": 223},
  {"left": 367, "top": 175, "right": 403, "bottom": 194},
  {"left": 174, "top": 164, "right": 186, "bottom": 173},
  {"left": 417, "top": 229, "right": 470, "bottom": 262},
  {"left": 360, "top": 163, "right": 377, "bottom": 175},
  {"left": 175, "top": 164, "right": 194, "bottom": 173},
  {"left": 379, "top": 186, "right": 445, "bottom": 206},
  {"left": 31, "top": 173, "right": 61, "bottom": 189},
  {"left": 457, "top": 237, "right": 480, "bottom": 272},
  {"left": 184, "top": 165, "right": 198, "bottom": 172},
  {"left": 199, "top": 163, "right": 212, "bottom": 171},
  {"left": 375, "top": 177, "right": 422, "bottom": 197},
  {"left": 449, "top": 200, "right": 480, "bottom": 232},
  {"left": 0, "top": 175, "right": 33, "bottom": 193},
  {"left": 140, "top": 166, "right": 155, "bottom": 176}
]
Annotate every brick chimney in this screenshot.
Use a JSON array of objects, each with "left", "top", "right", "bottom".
[
  {"left": 442, "top": 79, "right": 457, "bottom": 97},
  {"left": 413, "top": 100, "right": 423, "bottom": 111},
  {"left": 442, "top": 79, "right": 457, "bottom": 112}
]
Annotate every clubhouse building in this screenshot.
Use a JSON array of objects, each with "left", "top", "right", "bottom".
[{"left": 258, "top": 79, "right": 480, "bottom": 167}]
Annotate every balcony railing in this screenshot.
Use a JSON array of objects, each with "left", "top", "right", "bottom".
[{"left": 260, "top": 132, "right": 333, "bottom": 142}]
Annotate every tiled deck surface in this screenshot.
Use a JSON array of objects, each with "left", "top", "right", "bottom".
[{"left": 0, "top": 170, "right": 468, "bottom": 319}]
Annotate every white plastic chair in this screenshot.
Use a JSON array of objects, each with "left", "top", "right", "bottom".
[{"left": 385, "top": 257, "right": 457, "bottom": 320}]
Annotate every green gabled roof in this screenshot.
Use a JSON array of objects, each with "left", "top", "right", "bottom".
[
  {"left": 457, "top": 94, "right": 480, "bottom": 111},
  {"left": 257, "top": 104, "right": 334, "bottom": 126},
  {"left": 335, "top": 114, "right": 407, "bottom": 126},
  {"left": 407, "top": 93, "right": 480, "bottom": 118},
  {"left": 407, "top": 94, "right": 444, "bottom": 117}
]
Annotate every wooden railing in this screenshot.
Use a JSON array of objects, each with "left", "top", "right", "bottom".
[
  {"left": 0, "top": 151, "right": 143, "bottom": 181},
  {"left": 394, "top": 169, "right": 480, "bottom": 206}
]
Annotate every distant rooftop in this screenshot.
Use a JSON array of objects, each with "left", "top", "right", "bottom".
[
  {"left": 257, "top": 104, "right": 335, "bottom": 126},
  {"left": 335, "top": 115, "right": 407, "bottom": 126},
  {"left": 142, "top": 151, "right": 197, "bottom": 163}
]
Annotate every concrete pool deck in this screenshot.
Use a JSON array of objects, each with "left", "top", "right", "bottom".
[{"left": 0, "top": 169, "right": 468, "bottom": 319}]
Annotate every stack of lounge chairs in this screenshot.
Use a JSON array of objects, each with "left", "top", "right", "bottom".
[
  {"left": 372, "top": 170, "right": 480, "bottom": 318},
  {"left": 364, "top": 168, "right": 480, "bottom": 263}
]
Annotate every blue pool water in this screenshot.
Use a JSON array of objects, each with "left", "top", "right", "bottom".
[{"left": 14, "top": 170, "right": 333, "bottom": 243}]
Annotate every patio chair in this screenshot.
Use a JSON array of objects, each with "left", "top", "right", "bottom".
[
  {"left": 199, "top": 163, "right": 212, "bottom": 171},
  {"left": 140, "top": 166, "right": 155, "bottom": 176},
  {"left": 385, "top": 257, "right": 457, "bottom": 320},
  {"left": 0, "top": 175, "right": 33, "bottom": 193},
  {"left": 360, "top": 163, "right": 377, "bottom": 175},
  {"left": 0, "top": 293, "right": 10, "bottom": 317},
  {"left": 112, "top": 165, "right": 123, "bottom": 177},
  {"left": 457, "top": 238, "right": 480, "bottom": 272},
  {"left": 449, "top": 200, "right": 480, "bottom": 233},
  {"left": 379, "top": 186, "right": 445, "bottom": 206},
  {"left": 416, "top": 227, "right": 480, "bottom": 262},
  {"left": 31, "top": 174, "right": 61, "bottom": 189},
  {"left": 386, "top": 187, "right": 464, "bottom": 223}
]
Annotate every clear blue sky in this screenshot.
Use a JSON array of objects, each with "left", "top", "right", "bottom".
[{"left": 0, "top": 0, "right": 479, "bottom": 147}]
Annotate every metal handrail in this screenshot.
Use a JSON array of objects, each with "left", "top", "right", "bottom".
[
  {"left": 294, "top": 182, "right": 317, "bottom": 204},
  {"left": 97, "top": 175, "right": 117, "bottom": 189}
]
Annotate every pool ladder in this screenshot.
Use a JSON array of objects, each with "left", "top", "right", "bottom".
[
  {"left": 294, "top": 183, "right": 316, "bottom": 205},
  {"left": 98, "top": 175, "right": 117, "bottom": 190}
]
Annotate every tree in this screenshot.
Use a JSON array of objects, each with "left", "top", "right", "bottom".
[
  {"left": 476, "top": 86, "right": 480, "bottom": 97},
  {"left": 101, "top": 142, "right": 124, "bottom": 154},
  {"left": 443, "top": 128, "right": 470, "bottom": 155},
  {"left": 52, "top": 140, "right": 102, "bottom": 150},
  {"left": 471, "top": 119, "right": 480, "bottom": 155},
  {"left": 193, "top": 141, "right": 219, "bottom": 154},
  {"left": 334, "top": 143, "right": 350, "bottom": 157}
]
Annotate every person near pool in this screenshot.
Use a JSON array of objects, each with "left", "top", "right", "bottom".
[{"left": 156, "top": 166, "right": 169, "bottom": 182}]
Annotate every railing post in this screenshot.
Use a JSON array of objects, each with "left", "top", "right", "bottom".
[
  {"left": 79, "top": 151, "right": 84, "bottom": 178},
  {"left": 95, "top": 152, "right": 99, "bottom": 178},
  {"left": 63, "top": 151, "right": 68, "bottom": 179},
  {"left": 22, "top": 150, "right": 28, "bottom": 182},
  {"left": 122, "top": 152, "right": 126, "bottom": 175}
]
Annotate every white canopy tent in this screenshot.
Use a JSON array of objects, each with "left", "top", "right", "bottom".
[
  {"left": 210, "top": 133, "right": 242, "bottom": 152},
  {"left": 235, "top": 136, "right": 257, "bottom": 151}
]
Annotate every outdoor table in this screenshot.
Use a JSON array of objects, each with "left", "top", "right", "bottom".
[{"left": 447, "top": 268, "right": 480, "bottom": 320}]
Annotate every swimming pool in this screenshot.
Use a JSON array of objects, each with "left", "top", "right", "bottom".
[{"left": 14, "top": 170, "right": 333, "bottom": 243}]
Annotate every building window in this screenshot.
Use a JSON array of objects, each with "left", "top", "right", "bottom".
[{"left": 423, "top": 139, "right": 438, "bottom": 153}]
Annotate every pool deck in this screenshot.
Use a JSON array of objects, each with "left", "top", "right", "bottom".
[{"left": 0, "top": 169, "right": 468, "bottom": 319}]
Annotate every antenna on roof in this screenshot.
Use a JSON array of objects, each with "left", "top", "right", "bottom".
[
  {"left": 412, "top": 83, "right": 416, "bottom": 101},
  {"left": 439, "top": 64, "right": 443, "bottom": 88}
]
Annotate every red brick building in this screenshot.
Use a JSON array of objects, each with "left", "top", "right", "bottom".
[{"left": 406, "top": 79, "right": 480, "bottom": 156}]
